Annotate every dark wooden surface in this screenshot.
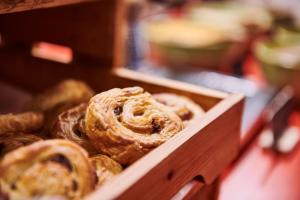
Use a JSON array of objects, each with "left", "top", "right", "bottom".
[
  {"left": 0, "top": 0, "right": 122, "bottom": 66},
  {"left": 0, "top": 0, "right": 95, "bottom": 14}
]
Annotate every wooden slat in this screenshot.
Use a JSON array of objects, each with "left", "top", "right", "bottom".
[
  {"left": 0, "top": 0, "right": 95, "bottom": 14},
  {"left": 0, "top": 46, "right": 115, "bottom": 93},
  {"left": 0, "top": 0, "right": 122, "bottom": 66}
]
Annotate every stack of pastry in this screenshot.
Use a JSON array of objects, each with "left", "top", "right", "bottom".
[{"left": 0, "top": 80, "right": 205, "bottom": 200}]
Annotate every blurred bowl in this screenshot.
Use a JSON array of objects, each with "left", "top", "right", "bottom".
[
  {"left": 146, "top": 2, "right": 272, "bottom": 70},
  {"left": 187, "top": 2, "right": 273, "bottom": 34},
  {"left": 255, "top": 27, "right": 300, "bottom": 99},
  {"left": 147, "top": 19, "right": 247, "bottom": 70}
]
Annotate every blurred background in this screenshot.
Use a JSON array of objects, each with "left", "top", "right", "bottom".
[{"left": 124, "top": 0, "right": 300, "bottom": 199}]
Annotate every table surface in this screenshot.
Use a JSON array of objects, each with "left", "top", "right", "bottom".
[{"left": 219, "top": 113, "right": 300, "bottom": 200}]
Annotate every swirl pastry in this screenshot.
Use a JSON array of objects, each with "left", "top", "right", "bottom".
[
  {"left": 0, "top": 139, "right": 95, "bottom": 200},
  {"left": 90, "top": 155, "right": 122, "bottom": 187},
  {"left": 85, "top": 87, "right": 184, "bottom": 165},
  {"left": 26, "top": 79, "right": 94, "bottom": 112},
  {"left": 52, "top": 103, "right": 97, "bottom": 155},
  {"left": 153, "top": 93, "right": 205, "bottom": 126},
  {"left": 0, "top": 112, "right": 44, "bottom": 135},
  {"left": 25, "top": 79, "right": 95, "bottom": 134},
  {"left": 0, "top": 133, "right": 43, "bottom": 158}
]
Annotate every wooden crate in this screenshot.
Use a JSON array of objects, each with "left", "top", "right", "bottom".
[{"left": 0, "top": 0, "right": 244, "bottom": 199}]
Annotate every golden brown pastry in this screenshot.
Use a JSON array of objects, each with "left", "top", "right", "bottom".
[
  {"left": 85, "top": 87, "right": 184, "bottom": 165},
  {"left": 0, "top": 133, "right": 43, "bottom": 157},
  {"left": 0, "top": 139, "right": 95, "bottom": 200},
  {"left": 52, "top": 103, "right": 97, "bottom": 155},
  {"left": 90, "top": 155, "right": 122, "bottom": 187},
  {"left": 0, "top": 112, "right": 44, "bottom": 135},
  {"left": 153, "top": 93, "right": 205, "bottom": 126},
  {"left": 25, "top": 79, "right": 95, "bottom": 134},
  {"left": 26, "top": 79, "right": 94, "bottom": 112}
]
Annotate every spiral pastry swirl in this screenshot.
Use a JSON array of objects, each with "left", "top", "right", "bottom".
[
  {"left": 0, "top": 133, "right": 43, "bottom": 157},
  {"left": 0, "top": 112, "right": 44, "bottom": 135},
  {"left": 85, "top": 87, "right": 184, "bottom": 165},
  {"left": 153, "top": 93, "right": 205, "bottom": 126},
  {"left": 90, "top": 155, "right": 122, "bottom": 187},
  {"left": 0, "top": 140, "right": 95, "bottom": 200},
  {"left": 52, "top": 103, "right": 97, "bottom": 155}
]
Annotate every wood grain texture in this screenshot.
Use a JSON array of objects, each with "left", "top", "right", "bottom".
[
  {"left": 0, "top": 46, "right": 115, "bottom": 93},
  {"left": 0, "top": 0, "right": 95, "bottom": 14},
  {"left": 0, "top": 0, "right": 119, "bottom": 65}
]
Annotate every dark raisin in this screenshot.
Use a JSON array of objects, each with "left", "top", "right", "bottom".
[
  {"left": 134, "top": 110, "right": 144, "bottom": 116},
  {"left": 0, "top": 143, "right": 4, "bottom": 154},
  {"left": 114, "top": 106, "right": 123, "bottom": 115},
  {"left": 49, "top": 154, "right": 73, "bottom": 172},
  {"left": 72, "top": 180, "right": 78, "bottom": 191},
  {"left": 117, "top": 117, "right": 122, "bottom": 122},
  {"left": 181, "top": 111, "right": 193, "bottom": 121},
  {"left": 151, "top": 120, "right": 161, "bottom": 134},
  {"left": 73, "top": 124, "right": 83, "bottom": 138},
  {"left": 10, "top": 184, "right": 16, "bottom": 190}
]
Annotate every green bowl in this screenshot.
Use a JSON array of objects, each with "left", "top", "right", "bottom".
[
  {"left": 147, "top": 18, "right": 247, "bottom": 70},
  {"left": 149, "top": 40, "right": 245, "bottom": 70},
  {"left": 255, "top": 28, "right": 300, "bottom": 99}
]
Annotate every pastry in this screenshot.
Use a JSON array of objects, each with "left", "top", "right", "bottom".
[
  {"left": 52, "top": 103, "right": 97, "bottom": 155},
  {"left": 25, "top": 79, "right": 95, "bottom": 134},
  {"left": 0, "top": 133, "right": 43, "bottom": 157},
  {"left": 0, "top": 140, "right": 95, "bottom": 200},
  {"left": 153, "top": 93, "right": 205, "bottom": 126},
  {"left": 26, "top": 79, "right": 94, "bottom": 112},
  {"left": 90, "top": 155, "right": 122, "bottom": 187},
  {"left": 85, "top": 87, "right": 184, "bottom": 165},
  {"left": 0, "top": 112, "right": 44, "bottom": 135}
]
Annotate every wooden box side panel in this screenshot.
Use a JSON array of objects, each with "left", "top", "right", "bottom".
[
  {"left": 0, "top": 47, "right": 115, "bottom": 93},
  {"left": 87, "top": 94, "right": 244, "bottom": 200},
  {"left": 0, "top": 0, "right": 123, "bottom": 66}
]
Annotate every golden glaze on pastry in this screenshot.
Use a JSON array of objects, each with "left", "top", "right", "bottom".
[
  {"left": 85, "top": 87, "right": 184, "bottom": 165},
  {"left": 25, "top": 79, "right": 95, "bottom": 134},
  {"left": 90, "top": 155, "right": 122, "bottom": 187},
  {"left": 153, "top": 93, "right": 205, "bottom": 126},
  {"left": 0, "top": 140, "right": 95, "bottom": 200},
  {"left": 52, "top": 103, "right": 97, "bottom": 155},
  {"left": 26, "top": 79, "right": 94, "bottom": 112},
  {"left": 0, "top": 133, "right": 43, "bottom": 157},
  {"left": 0, "top": 112, "right": 44, "bottom": 135}
]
